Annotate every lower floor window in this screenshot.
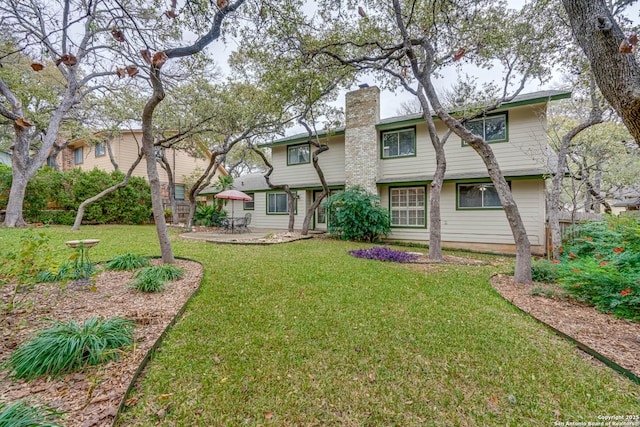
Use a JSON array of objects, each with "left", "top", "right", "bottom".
[
  {"left": 390, "top": 187, "right": 425, "bottom": 226},
  {"left": 175, "top": 185, "right": 185, "bottom": 200},
  {"left": 267, "top": 192, "right": 295, "bottom": 214},
  {"left": 457, "top": 183, "right": 502, "bottom": 208}
]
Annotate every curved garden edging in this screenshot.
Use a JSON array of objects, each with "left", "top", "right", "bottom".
[
  {"left": 111, "top": 256, "right": 205, "bottom": 426},
  {"left": 490, "top": 274, "right": 640, "bottom": 386}
]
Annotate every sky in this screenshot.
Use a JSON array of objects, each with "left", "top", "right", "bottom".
[{"left": 205, "top": 0, "right": 640, "bottom": 129}]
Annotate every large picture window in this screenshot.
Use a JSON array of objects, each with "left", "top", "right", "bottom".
[
  {"left": 287, "top": 144, "right": 310, "bottom": 165},
  {"left": 267, "top": 192, "right": 296, "bottom": 214},
  {"left": 381, "top": 128, "right": 416, "bottom": 158},
  {"left": 73, "top": 147, "right": 84, "bottom": 165},
  {"left": 457, "top": 183, "right": 503, "bottom": 209},
  {"left": 463, "top": 113, "right": 507, "bottom": 143},
  {"left": 390, "top": 186, "right": 425, "bottom": 227}
]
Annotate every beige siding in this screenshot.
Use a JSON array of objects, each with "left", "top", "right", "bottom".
[
  {"left": 382, "top": 180, "right": 546, "bottom": 246},
  {"left": 230, "top": 191, "right": 307, "bottom": 229},
  {"left": 76, "top": 131, "right": 212, "bottom": 185},
  {"left": 270, "top": 136, "right": 346, "bottom": 185},
  {"left": 379, "top": 105, "right": 549, "bottom": 181}
]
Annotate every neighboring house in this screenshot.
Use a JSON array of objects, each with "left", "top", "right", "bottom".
[
  {"left": 0, "top": 150, "right": 10, "bottom": 166},
  {"left": 51, "top": 130, "right": 226, "bottom": 202},
  {"left": 220, "top": 85, "right": 571, "bottom": 255}
]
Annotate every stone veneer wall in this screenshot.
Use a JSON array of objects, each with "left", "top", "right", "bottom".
[{"left": 344, "top": 86, "right": 380, "bottom": 194}]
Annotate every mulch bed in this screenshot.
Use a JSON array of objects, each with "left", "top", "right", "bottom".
[
  {"left": 0, "top": 259, "right": 203, "bottom": 427},
  {"left": 490, "top": 274, "right": 640, "bottom": 379}
]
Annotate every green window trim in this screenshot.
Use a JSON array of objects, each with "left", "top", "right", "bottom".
[
  {"left": 456, "top": 182, "right": 510, "bottom": 210},
  {"left": 461, "top": 112, "right": 508, "bottom": 146},
  {"left": 266, "top": 191, "right": 298, "bottom": 215},
  {"left": 287, "top": 143, "right": 311, "bottom": 165},
  {"left": 243, "top": 193, "right": 255, "bottom": 210},
  {"left": 389, "top": 185, "right": 427, "bottom": 228},
  {"left": 380, "top": 126, "right": 417, "bottom": 159}
]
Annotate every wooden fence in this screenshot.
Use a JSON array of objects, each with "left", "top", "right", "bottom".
[{"left": 162, "top": 200, "right": 191, "bottom": 222}]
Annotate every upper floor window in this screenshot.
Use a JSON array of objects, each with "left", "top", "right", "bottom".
[
  {"left": 95, "top": 142, "right": 105, "bottom": 157},
  {"left": 390, "top": 186, "right": 426, "bottom": 227},
  {"left": 463, "top": 113, "right": 507, "bottom": 144},
  {"left": 381, "top": 127, "right": 416, "bottom": 158},
  {"left": 73, "top": 147, "right": 84, "bottom": 165},
  {"left": 287, "top": 144, "right": 310, "bottom": 165},
  {"left": 457, "top": 182, "right": 504, "bottom": 209}
]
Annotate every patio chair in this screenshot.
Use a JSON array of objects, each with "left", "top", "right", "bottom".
[
  {"left": 237, "top": 213, "right": 252, "bottom": 233},
  {"left": 220, "top": 218, "right": 232, "bottom": 233}
]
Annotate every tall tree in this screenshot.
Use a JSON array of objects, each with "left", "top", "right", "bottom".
[
  {"left": 0, "top": 1, "right": 116, "bottom": 227},
  {"left": 562, "top": 0, "right": 640, "bottom": 144},
  {"left": 312, "top": 0, "right": 559, "bottom": 281}
]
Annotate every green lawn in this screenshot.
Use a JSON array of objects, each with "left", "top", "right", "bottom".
[{"left": 1, "top": 225, "right": 638, "bottom": 426}]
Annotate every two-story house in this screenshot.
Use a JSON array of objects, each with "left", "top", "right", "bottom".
[
  {"left": 225, "top": 85, "right": 570, "bottom": 255},
  {"left": 52, "top": 129, "right": 227, "bottom": 202}
]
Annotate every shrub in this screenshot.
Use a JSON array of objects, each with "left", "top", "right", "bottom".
[
  {"left": 4, "top": 317, "right": 135, "bottom": 380},
  {"left": 0, "top": 400, "right": 63, "bottom": 427},
  {"left": 349, "top": 247, "right": 419, "bottom": 263},
  {"left": 0, "top": 167, "right": 153, "bottom": 225},
  {"left": 556, "top": 216, "right": 640, "bottom": 321},
  {"left": 324, "top": 186, "right": 391, "bottom": 242},
  {"left": 106, "top": 253, "right": 150, "bottom": 271},
  {"left": 194, "top": 204, "right": 226, "bottom": 227},
  {"left": 0, "top": 230, "right": 55, "bottom": 287},
  {"left": 530, "top": 259, "right": 561, "bottom": 283},
  {"left": 130, "top": 264, "right": 184, "bottom": 293}
]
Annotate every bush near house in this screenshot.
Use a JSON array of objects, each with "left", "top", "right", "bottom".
[
  {"left": 545, "top": 216, "right": 640, "bottom": 321},
  {"left": 0, "top": 165, "right": 152, "bottom": 225},
  {"left": 324, "top": 186, "right": 391, "bottom": 242}
]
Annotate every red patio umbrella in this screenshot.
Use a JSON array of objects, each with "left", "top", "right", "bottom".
[{"left": 214, "top": 189, "right": 253, "bottom": 219}]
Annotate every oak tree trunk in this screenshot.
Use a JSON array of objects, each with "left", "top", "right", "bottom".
[
  {"left": 143, "top": 67, "right": 174, "bottom": 264},
  {"left": 563, "top": 0, "right": 640, "bottom": 145}
]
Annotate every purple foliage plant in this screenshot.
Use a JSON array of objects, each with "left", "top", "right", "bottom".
[{"left": 349, "top": 246, "right": 420, "bottom": 263}]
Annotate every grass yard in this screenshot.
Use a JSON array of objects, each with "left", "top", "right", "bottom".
[{"left": 1, "top": 225, "right": 638, "bottom": 426}]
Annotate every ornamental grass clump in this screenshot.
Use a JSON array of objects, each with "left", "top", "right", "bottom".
[
  {"left": 4, "top": 317, "right": 135, "bottom": 380},
  {"left": 35, "top": 260, "right": 95, "bottom": 283},
  {"left": 130, "top": 264, "right": 184, "bottom": 293},
  {"left": 349, "top": 247, "right": 420, "bottom": 263},
  {"left": 106, "top": 253, "right": 150, "bottom": 271},
  {"left": 556, "top": 216, "right": 640, "bottom": 321},
  {"left": 0, "top": 400, "right": 63, "bottom": 427}
]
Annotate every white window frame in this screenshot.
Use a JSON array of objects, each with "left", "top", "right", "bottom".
[
  {"left": 381, "top": 127, "right": 416, "bottom": 159},
  {"left": 390, "top": 186, "right": 426, "bottom": 227}
]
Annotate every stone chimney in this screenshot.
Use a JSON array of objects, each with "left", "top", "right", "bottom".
[{"left": 344, "top": 85, "right": 380, "bottom": 193}]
